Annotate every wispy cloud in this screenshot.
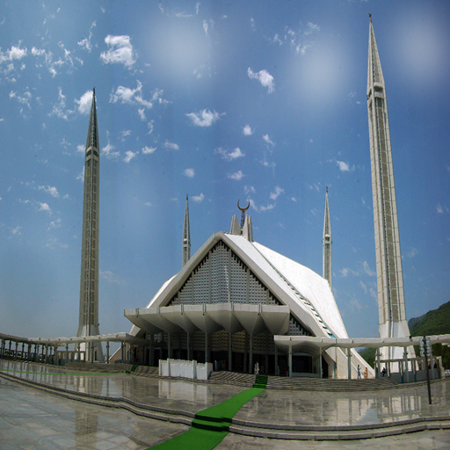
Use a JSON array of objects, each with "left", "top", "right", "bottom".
[
  {"left": 38, "top": 185, "right": 59, "bottom": 198},
  {"left": 186, "top": 109, "right": 222, "bottom": 127},
  {"left": 228, "top": 170, "right": 244, "bottom": 181},
  {"left": 101, "top": 143, "right": 120, "bottom": 160},
  {"left": 75, "top": 90, "right": 93, "bottom": 115},
  {"left": 184, "top": 168, "right": 195, "bottom": 178},
  {"left": 215, "top": 147, "right": 245, "bottom": 161},
  {"left": 336, "top": 160, "right": 351, "bottom": 172},
  {"left": 12, "top": 225, "right": 22, "bottom": 235},
  {"left": 248, "top": 68, "right": 274, "bottom": 93},
  {"left": 100, "top": 270, "right": 127, "bottom": 285},
  {"left": 269, "top": 186, "right": 284, "bottom": 200},
  {"left": 100, "top": 35, "right": 136, "bottom": 68},
  {"left": 78, "top": 21, "right": 96, "bottom": 52},
  {"left": 164, "top": 141, "right": 179, "bottom": 150},
  {"left": 142, "top": 146, "right": 156, "bottom": 155},
  {"left": 192, "top": 193, "right": 205, "bottom": 202},
  {"left": 263, "top": 134, "right": 275, "bottom": 146},
  {"left": 123, "top": 150, "right": 137, "bottom": 163},
  {"left": 38, "top": 202, "right": 51, "bottom": 214},
  {"left": 243, "top": 124, "right": 253, "bottom": 136}
]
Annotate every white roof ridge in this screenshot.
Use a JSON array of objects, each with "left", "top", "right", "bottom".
[{"left": 249, "top": 240, "right": 336, "bottom": 338}]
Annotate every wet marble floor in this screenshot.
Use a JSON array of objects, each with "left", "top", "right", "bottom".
[
  {"left": 2, "top": 359, "right": 450, "bottom": 449},
  {"left": 0, "top": 377, "right": 188, "bottom": 450}
]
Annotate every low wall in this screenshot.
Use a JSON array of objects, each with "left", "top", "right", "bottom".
[{"left": 159, "top": 359, "right": 213, "bottom": 381}]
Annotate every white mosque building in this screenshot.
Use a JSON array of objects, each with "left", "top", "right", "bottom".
[{"left": 123, "top": 195, "right": 372, "bottom": 379}]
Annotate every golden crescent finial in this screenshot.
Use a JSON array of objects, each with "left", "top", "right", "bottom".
[{"left": 237, "top": 200, "right": 250, "bottom": 212}]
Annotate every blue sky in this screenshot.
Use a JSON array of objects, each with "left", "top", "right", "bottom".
[{"left": 1, "top": 0, "right": 449, "bottom": 342}]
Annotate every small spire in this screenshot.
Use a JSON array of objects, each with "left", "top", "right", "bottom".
[
  {"left": 182, "top": 194, "right": 191, "bottom": 267},
  {"left": 369, "top": 13, "right": 372, "bottom": 23}
]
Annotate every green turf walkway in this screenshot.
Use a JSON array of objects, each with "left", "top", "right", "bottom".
[{"left": 149, "top": 374, "right": 268, "bottom": 450}]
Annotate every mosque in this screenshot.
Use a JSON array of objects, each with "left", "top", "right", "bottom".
[{"left": 5, "top": 17, "right": 445, "bottom": 381}]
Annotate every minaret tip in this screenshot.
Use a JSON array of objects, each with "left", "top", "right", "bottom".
[
  {"left": 369, "top": 13, "right": 372, "bottom": 23},
  {"left": 326, "top": 186, "right": 328, "bottom": 194}
]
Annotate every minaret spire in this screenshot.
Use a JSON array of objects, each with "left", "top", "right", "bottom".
[
  {"left": 182, "top": 194, "right": 191, "bottom": 267},
  {"left": 367, "top": 18, "right": 412, "bottom": 361},
  {"left": 322, "top": 187, "right": 332, "bottom": 289},
  {"left": 77, "top": 88, "right": 103, "bottom": 361}
]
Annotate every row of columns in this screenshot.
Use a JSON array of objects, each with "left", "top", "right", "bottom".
[
  {"left": 150, "top": 331, "right": 280, "bottom": 376},
  {"left": 0, "top": 338, "right": 116, "bottom": 366}
]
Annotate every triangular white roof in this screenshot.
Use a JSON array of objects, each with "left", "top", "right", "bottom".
[{"left": 130, "top": 232, "right": 349, "bottom": 340}]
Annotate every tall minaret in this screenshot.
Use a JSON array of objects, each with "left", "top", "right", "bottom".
[
  {"left": 322, "top": 187, "right": 332, "bottom": 289},
  {"left": 182, "top": 195, "right": 191, "bottom": 267},
  {"left": 77, "top": 89, "right": 103, "bottom": 360},
  {"left": 367, "top": 16, "right": 411, "bottom": 356}
]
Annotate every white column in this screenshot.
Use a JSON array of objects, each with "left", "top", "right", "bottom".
[
  {"left": 187, "top": 332, "right": 190, "bottom": 361},
  {"left": 288, "top": 345, "right": 293, "bottom": 377},
  {"left": 403, "top": 348, "right": 409, "bottom": 383},
  {"left": 168, "top": 333, "right": 172, "bottom": 359},
  {"left": 275, "top": 344, "right": 278, "bottom": 376},
  {"left": 249, "top": 334, "right": 253, "bottom": 374},
  {"left": 376, "top": 348, "right": 381, "bottom": 377},
  {"left": 318, "top": 346, "right": 322, "bottom": 378},
  {"left": 205, "top": 333, "right": 209, "bottom": 363},
  {"left": 347, "top": 347, "right": 352, "bottom": 379},
  {"left": 228, "top": 332, "right": 232, "bottom": 371}
]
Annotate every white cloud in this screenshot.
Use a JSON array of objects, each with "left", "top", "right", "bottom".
[
  {"left": 437, "top": 204, "right": 443, "bottom": 214},
  {"left": 77, "top": 144, "right": 85, "bottom": 154},
  {"left": 336, "top": 160, "right": 350, "bottom": 172},
  {"left": 260, "top": 203, "right": 275, "bottom": 212},
  {"left": 100, "top": 270, "right": 126, "bottom": 285},
  {"left": 142, "top": 146, "right": 156, "bottom": 155},
  {"left": 184, "top": 168, "right": 195, "bottom": 178},
  {"left": 100, "top": 35, "right": 136, "bottom": 68},
  {"left": 48, "top": 218, "right": 61, "bottom": 230},
  {"left": 248, "top": 68, "right": 275, "bottom": 93},
  {"left": 38, "top": 185, "right": 59, "bottom": 198},
  {"left": 270, "top": 186, "right": 284, "bottom": 200},
  {"left": 228, "top": 170, "right": 244, "bottom": 181},
  {"left": 9, "top": 90, "right": 32, "bottom": 109},
  {"left": 123, "top": 150, "right": 137, "bottom": 163},
  {"left": 77, "top": 167, "right": 85, "bottom": 182},
  {"left": 101, "top": 143, "right": 120, "bottom": 159},
  {"left": 186, "top": 109, "right": 221, "bottom": 127},
  {"left": 361, "top": 261, "right": 376, "bottom": 277},
  {"left": 304, "top": 22, "right": 320, "bottom": 36},
  {"left": 164, "top": 141, "right": 180, "bottom": 150},
  {"left": 38, "top": 202, "right": 51, "bottom": 214},
  {"left": 75, "top": 90, "right": 93, "bottom": 115},
  {"left": 49, "top": 87, "right": 69, "bottom": 120},
  {"left": 263, "top": 134, "right": 275, "bottom": 146},
  {"left": 192, "top": 193, "right": 205, "bottom": 202},
  {"left": 12, "top": 226, "right": 21, "bottom": 235},
  {"left": 244, "top": 185, "right": 256, "bottom": 195},
  {"left": 215, "top": 147, "right": 245, "bottom": 161},
  {"left": 407, "top": 247, "right": 419, "bottom": 258},
  {"left": 78, "top": 21, "right": 96, "bottom": 52},
  {"left": 138, "top": 108, "right": 146, "bottom": 121},
  {"left": 144, "top": 202, "right": 152, "bottom": 207},
  {"left": 359, "top": 280, "right": 368, "bottom": 294},
  {"left": 243, "top": 124, "right": 253, "bottom": 136},
  {"left": 340, "top": 268, "right": 350, "bottom": 277},
  {"left": 2, "top": 44, "right": 27, "bottom": 62}
]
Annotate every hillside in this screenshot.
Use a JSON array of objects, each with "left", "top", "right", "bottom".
[{"left": 359, "top": 301, "right": 450, "bottom": 369}]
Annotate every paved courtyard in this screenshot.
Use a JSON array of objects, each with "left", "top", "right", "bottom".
[{"left": 1, "top": 359, "right": 450, "bottom": 449}]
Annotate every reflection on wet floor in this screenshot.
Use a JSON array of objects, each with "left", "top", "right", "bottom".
[
  {"left": 0, "top": 377, "right": 188, "bottom": 450},
  {"left": 2, "top": 359, "right": 450, "bottom": 428}
]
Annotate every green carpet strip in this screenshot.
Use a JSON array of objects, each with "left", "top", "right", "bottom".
[{"left": 149, "top": 374, "right": 268, "bottom": 450}]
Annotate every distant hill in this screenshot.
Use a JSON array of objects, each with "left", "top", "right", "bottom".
[
  {"left": 409, "top": 301, "right": 450, "bottom": 336},
  {"left": 359, "top": 301, "right": 450, "bottom": 369}
]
